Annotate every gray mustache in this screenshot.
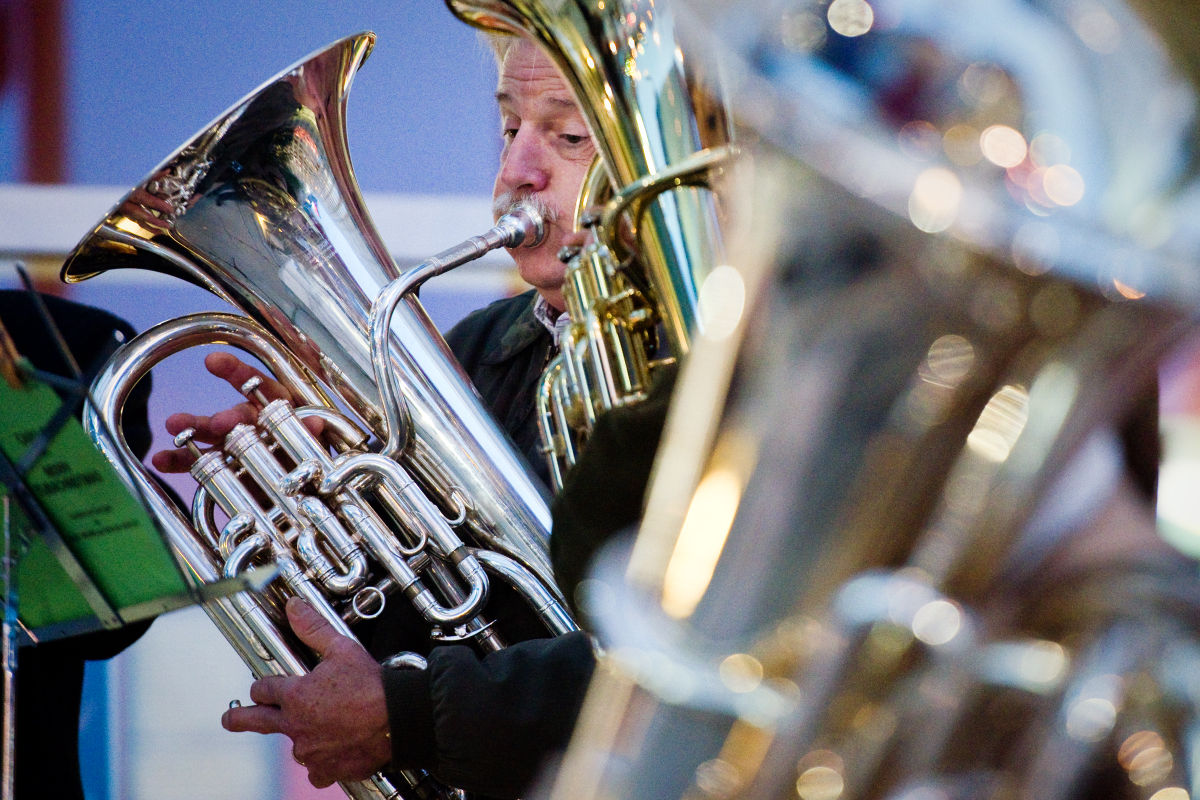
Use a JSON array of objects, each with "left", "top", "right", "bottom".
[{"left": 494, "top": 192, "right": 559, "bottom": 226}]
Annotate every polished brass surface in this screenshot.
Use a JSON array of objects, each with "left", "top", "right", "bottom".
[{"left": 446, "top": 0, "right": 734, "bottom": 490}]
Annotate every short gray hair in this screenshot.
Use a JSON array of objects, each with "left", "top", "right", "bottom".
[{"left": 478, "top": 29, "right": 520, "bottom": 70}]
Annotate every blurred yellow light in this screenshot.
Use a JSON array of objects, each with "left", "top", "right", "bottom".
[
  {"left": 826, "top": 0, "right": 874, "bottom": 37},
  {"left": 1018, "top": 640, "right": 1068, "bottom": 685},
  {"left": 796, "top": 766, "right": 845, "bottom": 800},
  {"left": 1066, "top": 696, "right": 1118, "bottom": 742},
  {"left": 911, "top": 600, "right": 962, "bottom": 645},
  {"left": 699, "top": 264, "right": 747, "bottom": 341},
  {"left": 1112, "top": 277, "right": 1146, "bottom": 300},
  {"left": 943, "top": 124, "right": 982, "bottom": 166},
  {"left": 966, "top": 384, "right": 1029, "bottom": 462},
  {"left": 1128, "top": 746, "right": 1175, "bottom": 786},
  {"left": 1043, "top": 164, "right": 1085, "bottom": 206},
  {"left": 661, "top": 468, "right": 742, "bottom": 618},
  {"left": 1120, "top": 731, "right": 1167, "bottom": 767},
  {"left": 925, "top": 334, "right": 975, "bottom": 386},
  {"left": 797, "top": 750, "right": 845, "bottom": 774},
  {"left": 694, "top": 759, "right": 742, "bottom": 798},
  {"left": 908, "top": 167, "right": 962, "bottom": 233},
  {"left": 1148, "top": 789, "right": 1189, "bottom": 800},
  {"left": 980, "top": 124, "right": 1028, "bottom": 168},
  {"left": 1156, "top": 419, "right": 1200, "bottom": 557},
  {"left": 719, "top": 653, "right": 764, "bottom": 693},
  {"left": 113, "top": 216, "right": 158, "bottom": 239}
]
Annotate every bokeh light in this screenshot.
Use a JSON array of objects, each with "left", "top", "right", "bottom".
[{"left": 827, "top": 0, "right": 874, "bottom": 37}]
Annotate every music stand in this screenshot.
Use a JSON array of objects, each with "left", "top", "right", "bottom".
[{"left": 0, "top": 269, "right": 276, "bottom": 800}]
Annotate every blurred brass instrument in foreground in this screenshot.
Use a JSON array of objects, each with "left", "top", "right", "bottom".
[
  {"left": 61, "top": 33, "right": 574, "bottom": 800},
  {"left": 542, "top": 1, "right": 1200, "bottom": 799},
  {"left": 446, "top": 0, "right": 735, "bottom": 490}
]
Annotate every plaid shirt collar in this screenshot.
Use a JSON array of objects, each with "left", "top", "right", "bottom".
[{"left": 532, "top": 293, "right": 571, "bottom": 348}]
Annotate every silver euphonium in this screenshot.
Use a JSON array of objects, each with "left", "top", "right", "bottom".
[
  {"left": 60, "top": 32, "right": 575, "bottom": 800},
  {"left": 445, "top": 0, "right": 735, "bottom": 491},
  {"left": 535, "top": 1, "right": 1200, "bottom": 799}
]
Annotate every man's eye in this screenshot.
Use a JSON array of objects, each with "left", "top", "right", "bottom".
[
  {"left": 502, "top": 128, "right": 518, "bottom": 140},
  {"left": 561, "top": 133, "right": 589, "bottom": 145}
]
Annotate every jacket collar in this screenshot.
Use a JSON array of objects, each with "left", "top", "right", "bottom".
[{"left": 483, "top": 292, "right": 551, "bottom": 365}]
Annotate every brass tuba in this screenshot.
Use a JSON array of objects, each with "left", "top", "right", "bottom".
[
  {"left": 61, "top": 32, "right": 574, "bottom": 800},
  {"left": 445, "top": 0, "right": 736, "bottom": 490},
  {"left": 536, "top": 0, "right": 1200, "bottom": 799}
]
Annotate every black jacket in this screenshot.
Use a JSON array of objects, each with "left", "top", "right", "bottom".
[
  {"left": 378, "top": 289, "right": 673, "bottom": 797},
  {"left": 444, "top": 289, "right": 554, "bottom": 490},
  {"left": 0, "top": 290, "right": 154, "bottom": 800},
  {"left": 378, "top": 290, "right": 587, "bottom": 797}
]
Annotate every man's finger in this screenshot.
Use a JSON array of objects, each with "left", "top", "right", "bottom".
[
  {"left": 205, "top": 352, "right": 292, "bottom": 402},
  {"left": 248, "top": 674, "right": 291, "bottom": 707},
  {"left": 306, "top": 769, "right": 338, "bottom": 790},
  {"left": 221, "top": 703, "right": 286, "bottom": 734},
  {"left": 164, "top": 406, "right": 256, "bottom": 440},
  {"left": 163, "top": 412, "right": 206, "bottom": 438},
  {"left": 150, "top": 448, "right": 195, "bottom": 473},
  {"left": 207, "top": 404, "right": 260, "bottom": 434},
  {"left": 286, "top": 597, "right": 350, "bottom": 660}
]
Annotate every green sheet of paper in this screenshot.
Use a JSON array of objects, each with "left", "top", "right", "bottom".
[{"left": 0, "top": 376, "right": 188, "bottom": 633}]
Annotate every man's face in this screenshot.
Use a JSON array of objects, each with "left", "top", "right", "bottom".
[{"left": 492, "top": 39, "right": 596, "bottom": 312}]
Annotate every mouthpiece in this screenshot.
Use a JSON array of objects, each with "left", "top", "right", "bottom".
[{"left": 497, "top": 201, "right": 546, "bottom": 248}]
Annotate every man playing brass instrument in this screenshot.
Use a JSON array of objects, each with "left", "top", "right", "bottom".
[
  {"left": 142, "top": 3, "right": 1200, "bottom": 799},
  {"left": 152, "top": 33, "right": 638, "bottom": 798}
]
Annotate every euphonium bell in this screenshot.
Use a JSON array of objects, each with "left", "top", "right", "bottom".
[{"left": 61, "top": 32, "right": 575, "bottom": 800}]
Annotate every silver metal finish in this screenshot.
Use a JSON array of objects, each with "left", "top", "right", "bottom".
[
  {"left": 449, "top": 0, "right": 728, "bottom": 356},
  {"left": 62, "top": 33, "right": 555, "bottom": 588},
  {"left": 60, "top": 34, "right": 577, "bottom": 800}
]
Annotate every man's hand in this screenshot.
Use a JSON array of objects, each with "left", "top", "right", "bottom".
[
  {"left": 150, "top": 351, "right": 299, "bottom": 473},
  {"left": 221, "top": 597, "right": 393, "bottom": 788}
]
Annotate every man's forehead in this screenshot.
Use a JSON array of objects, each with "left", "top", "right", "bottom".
[
  {"left": 493, "top": 39, "right": 582, "bottom": 115},
  {"left": 495, "top": 90, "right": 579, "bottom": 114}
]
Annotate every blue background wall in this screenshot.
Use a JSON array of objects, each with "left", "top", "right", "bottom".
[{"left": 2, "top": 1, "right": 502, "bottom": 196}]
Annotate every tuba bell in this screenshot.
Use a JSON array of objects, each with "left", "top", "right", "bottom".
[
  {"left": 536, "top": 0, "right": 1200, "bottom": 799},
  {"left": 445, "top": 0, "right": 736, "bottom": 491},
  {"left": 61, "top": 32, "right": 575, "bottom": 800}
]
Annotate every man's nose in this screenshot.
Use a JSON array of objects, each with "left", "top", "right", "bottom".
[{"left": 498, "top": 131, "right": 551, "bottom": 193}]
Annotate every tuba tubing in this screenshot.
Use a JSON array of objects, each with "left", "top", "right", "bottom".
[{"left": 62, "top": 32, "right": 559, "bottom": 594}]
